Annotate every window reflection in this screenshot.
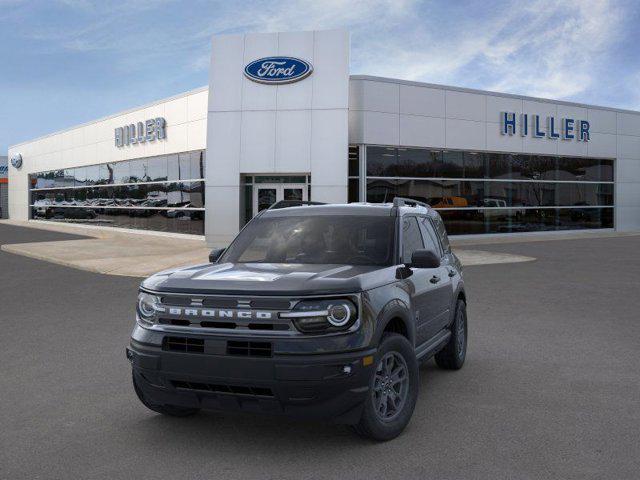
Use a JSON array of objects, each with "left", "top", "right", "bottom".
[
  {"left": 28, "top": 150, "right": 206, "bottom": 235},
  {"left": 365, "top": 146, "right": 615, "bottom": 235}
]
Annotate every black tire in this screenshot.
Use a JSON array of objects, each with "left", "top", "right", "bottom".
[
  {"left": 435, "top": 299, "right": 467, "bottom": 370},
  {"left": 352, "top": 333, "right": 419, "bottom": 441},
  {"left": 132, "top": 372, "right": 200, "bottom": 417}
]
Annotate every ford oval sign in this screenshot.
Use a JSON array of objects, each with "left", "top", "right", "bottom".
[
  {"left": 10, "top": 153, "right": 23, "bottom": 169},
  {"left": 244, "top": 57, "right": 313, "bottom": 85}
]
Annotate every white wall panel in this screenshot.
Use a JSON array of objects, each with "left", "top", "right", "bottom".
[
  {"left": 206, "top": 111, "right": 241, "bottom": 186},
  {"left": 363, "top": 111, "right": 399, "bottom": 146},
  {"left": 587, "top": 133, "right": 617, "bottom": 158},
  {"left": 616, "top": 206, "right": 640, "bottom": 231},
  {"left": 399, "top": 115, "right": 445, "bottom": 148},
  {"left": 164, "top": 97, "right": 188, "bottom": 125},
  {"left": 617, "top": 135, "right": 640, "bottom": 159},
  {"left": 348, "top": 110, "right": 365, "bottom": 144},
  {"left": 587, "top": 109, "right": 617, "bottom": 134},
  {"left": 311, "top": 109, "right": 348, "bottom": 187},
  {"left": 348, "top": 80, "right": 365, "bottom": 111},
  {"left": 186, "top": 119, "right": 207, "bottom": 151},
  {"left": 617, "top": 112, "right": 640, "bottom": 137},
  {"left": 616, "top": 182, "right": 640, "bottom": 206},
  {"left": 275, "top": 110, "right": 311, "bottom": 172},
  {"left": 240, "top": 110, "right": 276, "bottom": 172},
  {"left": 400, "top": 85, "right": 445, "bottom": 117},
  {"left": 209, "top": 34, "right": 243, "bottom": 112},
  {"left": 167, "top": 123, "right": 188, "bottom": 153},
  {"left": 616, "top": 158, "right": 640, "bottom": 183},
  {"left": 446, "top": 118, "right": 485, "bottom": 150},
  {"left": 446, "top": 91, "right": 485, "bottom": 122},
  {"left": 311, "top": 29, "right": 349, "bottom": 109},
  {"left": 205, "top": 186, "right": 240, "bottom": 246},
  {"left": 187, "top": 90, "right": 208, "bottom": 121},
  {"left": 360, "top": 81, "right": 399, "bottom": 114}
]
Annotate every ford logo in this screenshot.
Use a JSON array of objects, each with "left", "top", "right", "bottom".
[
  {"left": 10, "top": 153, "right": 23, "bottom": 169},
  {"left": 244, "top": 56, "right": 313, "bottom": 85}
]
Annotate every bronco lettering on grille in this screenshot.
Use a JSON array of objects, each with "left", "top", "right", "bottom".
[{"left": 166, "top": 308, "right": 273, "bottom": 320}]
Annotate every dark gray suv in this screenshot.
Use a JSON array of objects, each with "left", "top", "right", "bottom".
[{"left": 127, "top": 198, "right": 467, "bottom": 440}]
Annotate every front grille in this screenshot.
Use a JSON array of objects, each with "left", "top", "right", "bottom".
[
  {"left": 226, "top": 341, "right": 272, "bottom": 357},
  {"left": 248, "top": 298, "right": 292, "bottom": 309},
  {"left": 171, "top": 380, "right": 274, "bottom": 397},
  {"left": 163, "top": 336, "right": 204, "bottom": 353},
  {"left": 159, "top": 295, "right": 292, "bottom": 310}
]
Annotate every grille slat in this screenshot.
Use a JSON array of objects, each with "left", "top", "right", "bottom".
[{"left": 171, "top": 380, "right": 274, "bottom": 398}]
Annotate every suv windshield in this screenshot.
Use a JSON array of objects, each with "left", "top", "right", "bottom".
[{"left": 220, "top": 215, "right": 396, "bottom": 266}]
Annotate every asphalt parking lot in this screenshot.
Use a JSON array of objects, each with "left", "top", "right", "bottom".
[{"left": 1, "top": 224, "right": 639, "bottom": 480}]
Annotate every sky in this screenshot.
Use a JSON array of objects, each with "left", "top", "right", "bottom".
[{"left": 2, "top": 0, "right": 640, "bottom": 153}]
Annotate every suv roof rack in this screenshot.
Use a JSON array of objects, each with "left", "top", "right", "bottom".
[
  {"left": 392, "top": 197, "right": 430, "bottom": 209},
  {"left": 268, "top": 200, "right": 326, "bottom": 210}
]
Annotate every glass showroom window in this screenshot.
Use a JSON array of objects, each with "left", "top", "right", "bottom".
[
  {"left": 29, "top": 150, "right": 206, "bottom": 235},
  {"left": 365, "top": 146, "right": 614, "bottom": 235}
]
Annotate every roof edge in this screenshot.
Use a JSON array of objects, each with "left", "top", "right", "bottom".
[{"left": 349, "top": 75, "right": 640, "bottom": 116}]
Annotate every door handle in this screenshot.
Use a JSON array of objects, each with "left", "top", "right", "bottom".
[{"left": 430, "top": 275, "right": 441, "bottom": 284}]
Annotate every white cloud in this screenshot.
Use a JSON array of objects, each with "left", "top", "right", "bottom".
[{"left": 7, "top": 0, "right": 632, "bottom": 104}]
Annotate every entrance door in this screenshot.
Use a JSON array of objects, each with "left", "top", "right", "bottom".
[{"left": 253, "top": 183, "right": 307, "bottom": 216}]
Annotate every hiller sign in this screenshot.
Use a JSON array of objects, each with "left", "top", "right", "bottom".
[
  {"left": 115, "top": 117, "right": 166, "bottom": 147},
  {"left": 500, "top": 112, "right": 590, "bottom": 142}
]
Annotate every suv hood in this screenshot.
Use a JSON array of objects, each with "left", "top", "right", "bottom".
[{"left": 141, "top": 262, "right": 397, "bottom": 296}]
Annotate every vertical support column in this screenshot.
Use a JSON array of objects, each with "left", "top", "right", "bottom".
[{"left": 358, "top": 144, "right": 367, "bottom": 202}]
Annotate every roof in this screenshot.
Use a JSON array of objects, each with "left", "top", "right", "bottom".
[{"left": 261, "top": 201, "right": 436, "bottom": 218}]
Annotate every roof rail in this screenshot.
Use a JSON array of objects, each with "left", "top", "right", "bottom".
[
  {"left": 392, "top": 197, "right": 430, "bottom": 209},
  {"left": 268, "top": 200, "right": 326, "bottom": 210}
]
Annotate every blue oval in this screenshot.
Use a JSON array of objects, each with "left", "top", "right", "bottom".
[{"left": 244, "top": 56, "right": 313, "bottom": 84}]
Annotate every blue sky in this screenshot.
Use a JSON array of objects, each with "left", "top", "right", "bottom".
[{"left": 2, "top": 0, "right": 639, "bottom": 153}]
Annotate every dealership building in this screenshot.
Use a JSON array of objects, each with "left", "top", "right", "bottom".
[{"left": 7, "top": 29, "right": 640, "bottom": 246}]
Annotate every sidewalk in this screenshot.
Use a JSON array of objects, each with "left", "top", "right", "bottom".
[
  {"left": 1, "top": 219, "right": 536, "bottom": 277},
  {"left": 0, "top": 220, "right": 211, "bottom": 277}
]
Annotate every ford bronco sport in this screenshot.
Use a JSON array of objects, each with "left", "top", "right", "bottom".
[{"left": 127, "top": 198, "right": 467, "bottom": 440}]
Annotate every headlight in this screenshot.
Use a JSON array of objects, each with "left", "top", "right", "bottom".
[
  {"left": 281, "top": 298, "right": 358, "bottom": 334},
  {"left": 136, "top": 292, "right": 162, "bottom": 326}
]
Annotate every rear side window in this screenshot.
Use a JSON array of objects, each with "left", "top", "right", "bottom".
[
  {"left": 401, "top": 217, "right": 424, "bottom": 264},
  {"left": 432, "top": 215, "right": 451, "bottom": 253},
  {"left": 419, "top": 217, "right": 442, "bottom": 256}
]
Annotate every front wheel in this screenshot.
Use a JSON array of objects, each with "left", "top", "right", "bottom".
[
  {"left": 435, "top": 299, "right": 467, "bottom": 370},
  {"left": 352, "top": 333, "right": 419, "bottom": 441}
]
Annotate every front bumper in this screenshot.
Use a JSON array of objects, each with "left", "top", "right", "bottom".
[{"left": 127, "top": 337, "right": 376, "bottom": 424}]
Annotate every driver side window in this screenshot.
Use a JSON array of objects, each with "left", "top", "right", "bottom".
[{"left": 401, "top": 217, "right": 424, "bottom": 264}]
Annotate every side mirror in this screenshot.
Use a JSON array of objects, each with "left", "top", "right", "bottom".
[
  {"left": 209, "top": 248, "right": 225, "bottom": 263},
  {"left": 410, "top": 249, "right": 440, "bottom": 269}
]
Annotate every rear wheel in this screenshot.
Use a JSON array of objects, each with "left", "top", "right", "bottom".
[
  {"left": 435, "top": 299, "right": 467, "bottom": 370},
  {"left": 132, "top": 372, "right": 200, "bottom": 417},
  {"left": 352, "top": 333, "right": 419, "bottom": 441}
]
